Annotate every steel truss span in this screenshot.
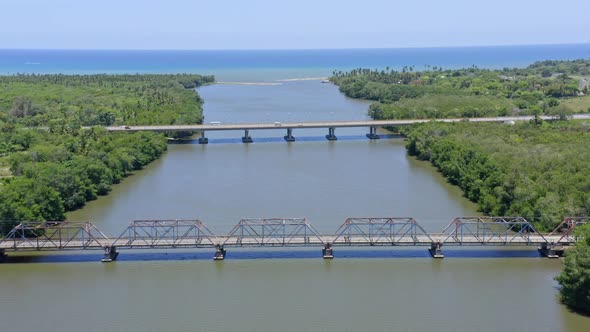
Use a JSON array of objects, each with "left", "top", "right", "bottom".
[
  {"left": 223, "top": 218, "right": 325, "bottom": 246},
  {"left": 0, "top": 217, "right": 587, "bottom": 261},
  {"left": 439, "top": 217, "right": 549, "bottom": 245},
  {"left": 111, "top": 219, "right": 216, "bottom": 248},
  {"left": 548, "top": 217, "right": 590, "bottom": 243},
  {"left": 332, "top": 218, "right": 434, "bottom": 246},
  {"left": 0, "top": 221, "right": 110, "bottom": 250}
]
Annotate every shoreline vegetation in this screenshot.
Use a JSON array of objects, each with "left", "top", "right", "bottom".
[
  {"left": 403, "top": 121, "right": 590, "bottom": 231},
  {"left": 331, "top": 59, "right": 590, "bottom": 314},
  {"left": 331, "top": 59, "right": 590, "bottom": 119},
  {"left": 0, "top": 73, "right": 214, "bottom": 233},
  {"left": 330, "top": 59, "right": 590, "bottom": 231},
  {"left": 555, "top": 224, "right": 590, "bottom": 316}
]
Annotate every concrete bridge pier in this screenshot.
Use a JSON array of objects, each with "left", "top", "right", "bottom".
[
  {"left": 366, "top": 126, "right": 380, "bottom": 139},
  {"left": 242, "top": 130, "right": 253, "bottom": 143},
  {"left": 322, "top": 243, "right": 334, "bottom": 259},
  {"left": 538, "top": 243, "right": 562, "bottom": 258},
  {"left": 198, "top": 131, "right": 208, "bottom": 144},
  {"left": 284, "top": 128, "right": 295, "bottom": 142},
  {"left": 0, "top": 249, "right": 6, "bottom": 262},
  {"left": 101, "top": 246, "right": 119, "bottom": 263},
  {"left": 214, "top": 245, "right": 226, "bottom": 260},
  {"left": 429, "top": 242, "right": 444, "bottom": 258},
  {"left": 326, "top": 127, "right": 337, "bottom": 141}
]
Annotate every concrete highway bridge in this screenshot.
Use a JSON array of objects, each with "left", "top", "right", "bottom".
[
  {"left": 105, "top": 114, "right": 590, "bottom": 143},
  {"left": 0, "top": 217, "right": 586, "bottom": 262}
]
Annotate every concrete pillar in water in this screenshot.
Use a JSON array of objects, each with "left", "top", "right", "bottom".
[
  {"left": 214, "top": 245, "right": 226, "bottom": 261},
  {"left": 429, "top": 242, "right": 444, "bottom": 258},
  {"left": 322, "top": 243, "right": 334, "bottom": 259},
  {"left": 366, "top": 126, "right": 380, "bottom": 139},
  {"left": 242, "top": 129, "right": 253, "bottom": 143},
  {"left": 101, "top": 246, "right": 119, "bottom": 263},
  {"left": 325, "top": 127, "right": 337, "bottom": 141},
  {"left": 0, "top": 249, "right": 6, "bottom": 263},
  {"left": 198, "top": 131, "right": 208, "bottom": 144},
  {"left": 538, "top": 243, "right": 561, "bottom": 258},
  {"left": 284, "top": 128, "right": 295, "bottom": 142}
]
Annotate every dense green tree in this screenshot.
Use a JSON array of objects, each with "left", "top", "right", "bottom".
[
  {"left": 0, "top": 74, "right": 211, "bottom": 233},
  {"left": 331, "top": 59, "right": 588, "bottom": 120},
  {"left": 403, "top": 121, "right": 590, "bottom": 230},
  {"left": 555, "top": 225, "right": 590, "bottom": 315}
]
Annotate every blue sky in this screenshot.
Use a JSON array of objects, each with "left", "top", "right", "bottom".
[{"left": 1, "top": 0, "right": 588, "bottom": 49}]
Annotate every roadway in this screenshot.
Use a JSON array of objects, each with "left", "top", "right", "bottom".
[
  {"left": 0, "top": 234, "right": 570, "bottom": 251},
  {"left": 105, "top": 114, "right": 590, "bottom": 133}
]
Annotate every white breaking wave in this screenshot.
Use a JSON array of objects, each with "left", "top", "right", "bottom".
[
  {"left": 215, "top": 81, "right": 283, "bottom": 86},
  {"left": 276, "top": 77, "right": 328, "bottom": 82}
]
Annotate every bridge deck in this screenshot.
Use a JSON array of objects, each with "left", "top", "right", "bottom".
[
  {"left": 0, "top": 234, "right": 569, "bottom": 251},
  {"left": 1, "top": 217, "right": 582, "bottom": 262},
  {"left": 104, "top": 115, "right": 590, "bottom": 133}
]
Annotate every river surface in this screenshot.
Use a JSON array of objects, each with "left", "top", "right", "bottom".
[{"left": 2, "top": 79, "right": 589, "bottom": 331}]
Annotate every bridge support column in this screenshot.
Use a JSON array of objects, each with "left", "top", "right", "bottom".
[
  {"left": 366, "top": 126, "right": 380, "bottom": 139},
  {"left": 101, "top": 246, "right": 119, "bottom": 263},
  {"left": 429, "top": 242, "right": 444, "bottom": 258},
  {"left": 326, "top": 127, "right": 337, "bottom": 141},
  {"left": 0, "top": 249, "right": 6, "bottom": 263},
  {"left": 322, "top": 243, "right": 334, "bottom": 259},
  {"left": 284, "top": 128, "right": 295, "bottom": 142},
  {"left": 198, "top": 131, "right": 208, "bottom": 144},
  {"left": 242, "top": 130, "right": 253, "bottom": 143},
  {"left": 538, "top": 243, "right": 562, "bottom": 258},
  {"left": 214, "top": 245, "right": 226, "bottom": 260}
]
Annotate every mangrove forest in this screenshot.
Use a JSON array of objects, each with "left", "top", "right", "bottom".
[{"left": 0, "top": 74, "right": 213, "bottom": 233}]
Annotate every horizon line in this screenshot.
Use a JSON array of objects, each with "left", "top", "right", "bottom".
[{"left": 1, "top": 42, "right": 589, "bottom": 52}]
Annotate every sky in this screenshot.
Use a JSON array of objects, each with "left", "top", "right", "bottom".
[{"left": 1, "top": 0, "right": 588, "bottom": 50}]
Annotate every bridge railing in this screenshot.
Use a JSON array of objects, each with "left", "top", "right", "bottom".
[{"left": 0, "top": 221, "right": 110, "bottom": 250}]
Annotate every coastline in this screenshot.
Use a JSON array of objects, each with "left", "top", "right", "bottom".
[{"left": 2, "top": 44, "right": 589, "bottom": 80}]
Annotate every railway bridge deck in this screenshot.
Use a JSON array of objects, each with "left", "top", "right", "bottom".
[{"left": 0, "top": 217, "right": 585, "bottom": 262}]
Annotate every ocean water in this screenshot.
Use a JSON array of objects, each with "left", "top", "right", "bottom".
[{"left": 1, "top": 44, "right": 589, "bottom": 81}]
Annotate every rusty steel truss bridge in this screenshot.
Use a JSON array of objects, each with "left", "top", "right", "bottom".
[{"left": 0, "top": 217, "right": 587, "bottom": 262}]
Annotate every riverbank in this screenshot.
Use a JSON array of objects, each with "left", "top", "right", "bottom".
[{"left": 402, "top": 120, "right": 590, "bottom": 231}]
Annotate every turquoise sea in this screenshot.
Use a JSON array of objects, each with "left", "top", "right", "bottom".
[{"left": 1, "top": 44, "right": 589, "bottom": 80}]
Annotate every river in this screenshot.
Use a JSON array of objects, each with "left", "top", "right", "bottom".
[{"left": 1, "top": 79, "right": 588, "bottom": 331}]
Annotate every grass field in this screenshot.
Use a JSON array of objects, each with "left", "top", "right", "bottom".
[
  {"left": 562, "top": 95, "right": 590, "bottom": 112},
  {"left": 0, "top": 157, "right": 12, "bottom": 177}
]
